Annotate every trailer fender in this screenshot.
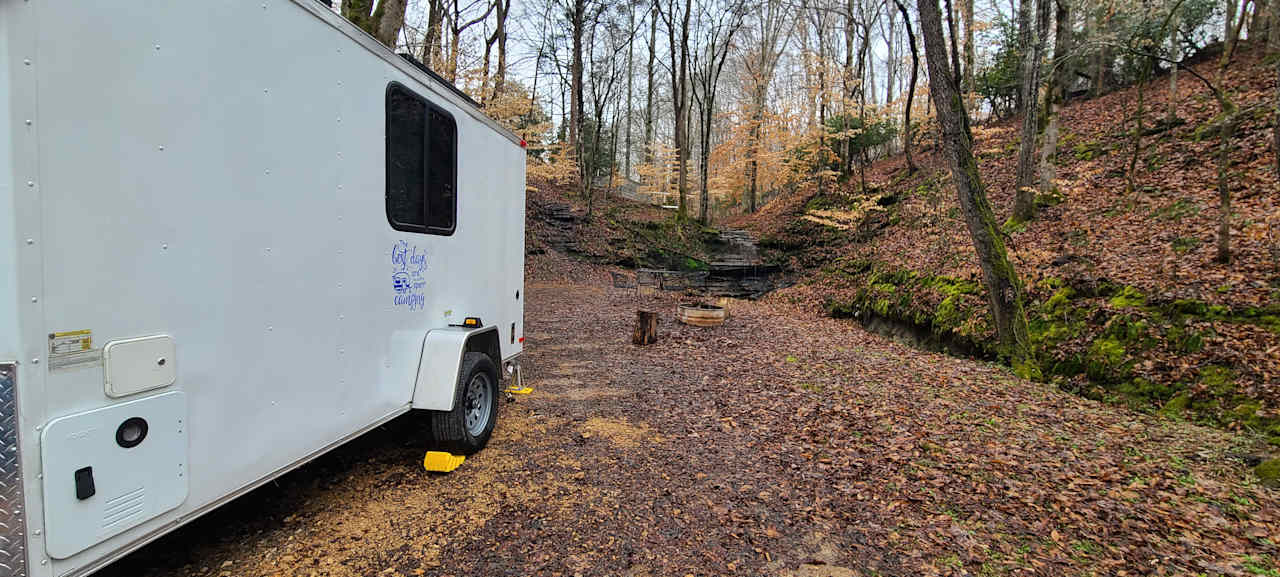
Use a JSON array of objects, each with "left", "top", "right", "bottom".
[{"left": 411, "top": 325, "right": 501, "bottom": 411}]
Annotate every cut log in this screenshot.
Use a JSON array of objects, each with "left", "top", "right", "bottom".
[{"left": 632, "top": 310, "right": 658, "bottom": 345}]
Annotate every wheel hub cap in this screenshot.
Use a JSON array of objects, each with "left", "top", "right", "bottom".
[{"left": 464, "top": 373, "right": 492, "bottom": 437}]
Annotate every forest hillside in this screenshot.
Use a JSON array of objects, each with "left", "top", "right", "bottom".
[{"left": 531, "top": 40, "right": 1280, "bottom": 456}]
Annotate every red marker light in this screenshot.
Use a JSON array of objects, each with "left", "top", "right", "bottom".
[
  {"left": 518, "top": 337, "right": 525, "bottom": 343},
  {"left": 519, "top": 139, "right": 527, "bottom": 148}
]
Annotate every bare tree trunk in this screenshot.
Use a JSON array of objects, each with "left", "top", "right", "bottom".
[
  {"left": 1213, "top": 29, "right": 1241, "bottom": 264},
  {"left": 856, "top": 12, "right": 873, "bottom": 192},
  {"left": 659, "top": 0, "right": 693, "bottom": 219},
  {"left": 1126, "top": 63, "right": 1148, "bottom": 195},
  {"left": 894, "top": 0, "right": 920, "bottom": 172},
  {"left": 693, "top": 8, "right": 744, "bottom": 225},
  {"left": 475, "top": 0, "right": 509, "bottom": 105},
  {"left": 447, "top": 0, "right": 462, "bottom": 82},
  {"left": 609, "top": 108, "right": 620, "bottom": 212},
  {"left": 917, "top": 0, "right": 1032, "bottom": 362},
  {"left": 373, "top": 0, "right": 407, "bottom": 48},
  {"left": 1226, "top": 0, "right": 1239, "bottom": 56},
  {"left": 1273, "top": 0, "right": 1280, "bottom": 177},
  {"left": 1259, "top": 0, "right": 1272, "bottom": 43},
  {"left": 1013, "top": 0, "right": 1050, "bottom": 221},
  {"left": 1217, "top": 116, "right": 1236, "bottom": 263},
  {"left": 801, "top": 2, "right": 816, "bottom": 130},
  {"left": 945, "top": 0, "right": 962, "bottom": 83},
  {"left": 886, "top": 7, "right": 898, "bottom": 109},
  {"left": 1168, "top": 10, "right": 1179, "bottom": 122},
  {"left": 843, "top": 0, "right": 856, "bottom": 179},
  {"left": 1039, "top": 0, "right": 1068, "bottom": 192},
  {"left": 1014, "top": 0, "right": 1031, "bottom": 114},
  {"left": 1092, "top": 9, "right": 1106, "bottom": 96},
  {"left": 625, "top": 4, "right": 636, "bottom": 180},
  {"left": 747, "top": 85, "right": 764, "bottom": 211},
  {"left": 480, "top": 29, "right": 495, "bottom": 105},
  {"left": 1055, "top": 0, "right": 1072, "bottom": 103},
  {"left": 645, "top": 3, "right": 657, "bottom": 177},
  {"left": 868, "top": 58, "right": 878, "bottom": 106},
  {"left": 744, "top": 0, "right": 788, "bottom": 212},
  {"left": 343, "top": 0, "right": 376, "bottom": 34},
  {"left": 678, "top": 0, "right": 692, "bottom": 220},
  {"left": 570, "top": 0, "right": 586, "bottom": 153},
  {"left": 422, "top": 0, "right": 445, "bottom": 68},
  {"left": 963, "top": 0, "right": 976, "bottom": 111},
  {"left": 492, "top": 0, "right": 510, "bottom": 103},
  {"left": 1039, "top": 104, "right": 1059, "bottom": 191},
  {"left": 699, "top": 107, "right": 711, "bottom": 223}
]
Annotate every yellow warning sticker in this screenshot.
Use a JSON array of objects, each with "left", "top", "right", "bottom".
[
  {"left": 48, "top": 330, "right": 100, "bottom": 370},
  {"left": 49, "top": 330, "right": 92, "bottom": 355}
]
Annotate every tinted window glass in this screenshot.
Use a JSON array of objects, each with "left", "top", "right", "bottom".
[
  {"left": 386, "top": 83, "right": 456, "bottom": 235},
  {"left": 425, "top": 106, "right": 456, "bottom": 232}
]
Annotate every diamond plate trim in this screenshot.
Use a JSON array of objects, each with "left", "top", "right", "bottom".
[{"left": 0, "top": 364, "right": 28, "bottom": 577}]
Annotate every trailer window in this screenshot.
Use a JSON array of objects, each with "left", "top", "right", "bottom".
[{"left": 386, "top": 83, "right": 457, "bottom": 235}]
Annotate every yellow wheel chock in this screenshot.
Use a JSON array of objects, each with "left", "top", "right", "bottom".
[
  {"left": 505, "top": 385, "right": 533, "bottom": 395},
  {"left": 422, "top": 451, "right": 466, "bottom": 473}
]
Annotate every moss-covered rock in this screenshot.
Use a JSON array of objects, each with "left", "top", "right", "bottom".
[
  {"left": 817, "top": 262, "right": 1280, "bottom": 446},
  {"left": 1160, "top": 392, "right": 1191, "bottom": 417},
  {"left": 1086, "top": 336, "right": 1129, "bottom": 381},
  {"left": 1199, "top": 365, "right": 1235, "bottom": 396},
  {"left": 1256, "top": 459, "right": 1280, "bottom": 488},
  {"left": 1109, "top": 285, "right": 1146, "bottom": 308}
]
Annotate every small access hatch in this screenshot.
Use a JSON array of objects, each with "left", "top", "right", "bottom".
[
  {"left": 103, "top": 335, "right": 176, "bottom": 398},
  {"left": 41, "top": 391, "right": 188, "bottom": 559}
]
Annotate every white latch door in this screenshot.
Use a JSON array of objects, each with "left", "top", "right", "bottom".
[{"left": 40, "top": 391, "right": 188, "bottom": 559}]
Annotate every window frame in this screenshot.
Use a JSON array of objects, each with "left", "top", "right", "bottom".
[{"left": 385, "top": 81, "right": 458, "bottom": 236}]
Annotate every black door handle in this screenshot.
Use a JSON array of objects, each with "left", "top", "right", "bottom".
[{"left": 74, "top": 466, "right": 95, "bottom": 500}]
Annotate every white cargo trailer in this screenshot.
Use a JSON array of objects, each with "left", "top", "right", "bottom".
[{"left": 0, "top": 1, "right": 527, "bottom": 575}]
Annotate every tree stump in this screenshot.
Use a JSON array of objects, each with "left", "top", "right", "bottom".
[{"left": 632, "top": 310, "right": 658, "bottom": 345}]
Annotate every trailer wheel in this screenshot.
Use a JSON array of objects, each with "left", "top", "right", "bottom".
[{"left": 432, "top": 352, "right": 500, "bottom": 455}]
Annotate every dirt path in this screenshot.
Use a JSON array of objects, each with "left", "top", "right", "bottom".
[{"left": 103, "top": 259, "right": 1278, "bottom": 576}]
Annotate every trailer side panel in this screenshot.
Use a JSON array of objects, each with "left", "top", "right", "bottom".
[{"left": 13, "top": 1, "right": 525, "bottom": 574}]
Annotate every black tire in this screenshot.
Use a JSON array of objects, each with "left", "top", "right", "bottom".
[{"left": 431, "top": 352, "right": 500, "bottom": 455}]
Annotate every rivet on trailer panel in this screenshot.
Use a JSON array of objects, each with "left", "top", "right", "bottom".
[
  {"left": 23, "top": 59, "right": 30, "bottom": 65},
  {"left": 24, "top": 119, "right": 31, "bottom": 125},
  {"left": 26, "top": 239, "right": 33, "bottom": 245}
]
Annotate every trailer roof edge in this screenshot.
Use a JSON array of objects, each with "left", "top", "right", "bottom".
[{"left": 293, "top": 0, "right": 525, "bottom": 147}]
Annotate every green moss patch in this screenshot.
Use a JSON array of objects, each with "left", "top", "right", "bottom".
[
  {"left": 1256, "top": 459, "right": 1280, "bottom": 488},
  {"left": 820, "top": 265, "right": 1280, "bottom": 445}
]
